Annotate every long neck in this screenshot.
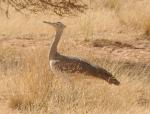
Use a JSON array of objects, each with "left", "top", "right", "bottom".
[{"left": 49, "top": 28, "right": 63, "bottom": 60}]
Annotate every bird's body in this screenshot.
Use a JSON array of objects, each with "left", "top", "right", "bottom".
[
  {"left": 50, "top": 53, "right": 119, "bottom": 84},
  {"left": 50, "top": 53, "right": 97, "bottom": 75},
  {"left": 44, "top": 21, "right": 120, "bottom": 85}
]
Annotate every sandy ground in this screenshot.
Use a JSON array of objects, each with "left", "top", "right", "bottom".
[{"left": 1, "top": 29, "right": 149, "bottom": 64}]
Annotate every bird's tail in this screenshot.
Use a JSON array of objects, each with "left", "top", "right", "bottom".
[
  {"left": 96, "top": 67, "right": 120, "bottom": 86},
  {"left": 107, "top": 76, "right": 120, "bottom": 85}
]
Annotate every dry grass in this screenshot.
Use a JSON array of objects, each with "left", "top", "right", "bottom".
[
  {"left": 0, "top": 0, "right": 150, "bottom": 114},
  {"left": 115, "top": 0, "right": 150, "bottom": 35},
  {"left": 141, "top": 15, "right": 150, "bottom": 36},
  {"left": 0, "top": 47, "right": 149, "bottom": 114},
  {"left": 104, "top": 0, "right": 120, "bottom": 10}
]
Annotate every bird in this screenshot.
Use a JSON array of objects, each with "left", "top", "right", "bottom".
[{"left": 43, "top": 21, "right": 120, "bottom": 86}]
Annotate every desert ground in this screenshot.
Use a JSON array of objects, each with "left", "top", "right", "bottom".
[{"left": 0, "top": 0, "right": 150, "bottom": 114}]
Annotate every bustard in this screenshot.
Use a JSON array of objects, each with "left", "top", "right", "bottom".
[{"left": 44, "top": 21, "right": 120, "bottom": 86}]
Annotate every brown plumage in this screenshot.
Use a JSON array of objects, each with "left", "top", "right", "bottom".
[{"left": 44, "top": 21, "right": 120, "bottom": 86}]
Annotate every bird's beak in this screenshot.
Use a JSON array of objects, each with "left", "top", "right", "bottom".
[{"left": 43, "top": 21, "right": 55, "bottom": 26}]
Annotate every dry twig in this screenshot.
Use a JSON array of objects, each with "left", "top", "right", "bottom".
[{"left": 0, "top": 0, "right": 87, "bottom": 16}]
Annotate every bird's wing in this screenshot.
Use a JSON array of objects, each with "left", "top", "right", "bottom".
[{"left": 54, "top": 54, "right": 120, "bottom": 85}]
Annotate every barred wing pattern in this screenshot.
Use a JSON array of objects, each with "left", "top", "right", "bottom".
[{"left": 50, "top": 54, "right": 120, "bottom": 85}]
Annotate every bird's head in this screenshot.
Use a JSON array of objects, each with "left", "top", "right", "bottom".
[{"left": 43, "top": 21, "right": 66, "bottom": 30}]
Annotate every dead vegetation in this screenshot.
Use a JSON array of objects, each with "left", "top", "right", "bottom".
[
  {"left": 91, "top": 39, "right": 139, "bottom": 49},
  {"left": 0, "top": 0, "right": 150, "bottom": 114},
  {"left": 0, "top": 0, "right": 87, "bottom": 16},
  {"left": 0, "top": 47, "right": 149, "bottom": 114}
]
